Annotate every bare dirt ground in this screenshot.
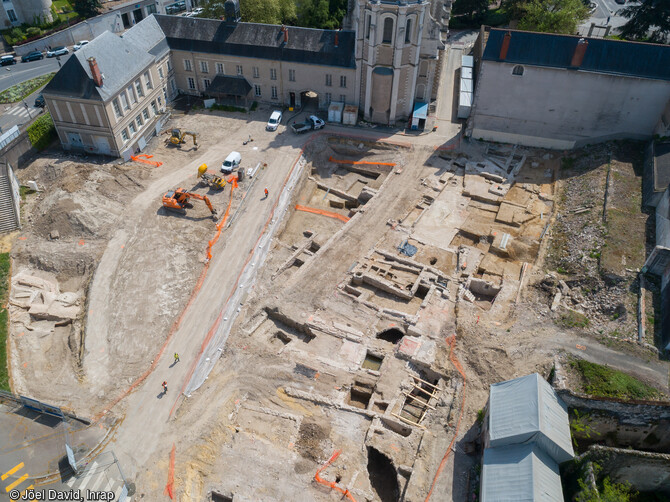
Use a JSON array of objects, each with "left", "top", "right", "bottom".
[{"left": 6, "top": 99, "right": 668, "bottom": 501}]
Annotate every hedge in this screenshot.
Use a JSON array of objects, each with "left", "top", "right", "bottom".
[{"left": 27, "top": 112, "right": 56, "bottom": 151}]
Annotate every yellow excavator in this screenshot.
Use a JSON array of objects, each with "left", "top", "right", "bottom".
[
  {"left": 165, "top": 128, "right": 198, "bottom": 149},
  {"left": 197, "top": 163, "right": 227, "bottom": 190}
]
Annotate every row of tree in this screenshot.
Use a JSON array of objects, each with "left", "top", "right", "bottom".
[{"left": 452, "top": 0, "right": 669, "bottom": 44}]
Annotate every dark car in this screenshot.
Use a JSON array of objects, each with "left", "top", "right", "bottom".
[
  {"left": 34, "top": 94, "right": 45, "bottom": 108},
  {"left": 0, "top": 55, "right": 16, "bottom": 66},
  {"left": 21, "top": 51, "right": 44, "bottom": 62}
]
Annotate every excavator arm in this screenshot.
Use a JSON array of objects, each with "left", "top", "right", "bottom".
[{"left": 187, "top": 192, "right": 216, "bottom": 215}]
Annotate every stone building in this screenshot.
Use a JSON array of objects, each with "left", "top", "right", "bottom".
[
  {"left": 0, "top": 0, "right": 52, "bottom": 27},
  {"left": 467, "top": 27, "right": 670, "bottom": 149}
]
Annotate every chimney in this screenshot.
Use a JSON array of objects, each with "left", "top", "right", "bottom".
[
  {"left": 570, "top": 38, "right": 588, "bottom": 68},
  {"left": 88, "top": 57, "right": 103, "bottom": 87},
  {"left": 282, "top": 25, "right": 288, "bottom": 44},
  {"left": 335, "top": 29, "right": 339, "bottom": 47},
  {"left": 499, "top": 31, "right": 511, "bottom": 61}
]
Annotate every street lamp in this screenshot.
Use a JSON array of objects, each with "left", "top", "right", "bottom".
[{"left": 5, "top": 67, "right": 32, "bottom": 120}]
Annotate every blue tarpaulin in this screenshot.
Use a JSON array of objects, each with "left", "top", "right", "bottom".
[{"left": 398, "top": 240, "right": 417, "bottom": 257}]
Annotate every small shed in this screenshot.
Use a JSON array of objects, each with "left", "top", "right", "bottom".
[
  {"left": 461, "top": 66, "right": 473, "bottom": 80},
  {"left": 410, "top": 101, "right": 428, "bottom": 130},
  {"left": 328, "top": 102, "right": 344, "bottom": 123},
  {"left": 206, "top": 75, "right": 252, "bottom": 106},
  {"left": 343, "top": 105, "right": 358, "bottom": 126},
  {"left": 457, "top": 91, "right": 473, "bottom": 119}
]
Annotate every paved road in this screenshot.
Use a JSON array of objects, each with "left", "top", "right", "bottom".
[
  {"left": 579, "top": 0, "right": 638, "bottom": 35},
  {"left": 0, "top": 54, "right": 70, "bottom": 93}
]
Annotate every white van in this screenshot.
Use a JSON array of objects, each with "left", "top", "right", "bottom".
[{"left": 221, "top": 151, "right": 241, "bottom": 174}]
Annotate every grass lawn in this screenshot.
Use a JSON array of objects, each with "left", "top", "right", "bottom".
[
  {"left": 0, "top": 73, "right": 55, "bottom": 104},
  {"left": 572, "top": 359, "right": 660, "bottom": 401},
  {"left": 0, "top": 252, "right": 9, "bottom": 391}
]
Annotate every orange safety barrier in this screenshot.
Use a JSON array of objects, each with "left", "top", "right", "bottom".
[
  {"left": 164, "top": 443, "right": 175, "bottom": 499},
  {"left": 329, "top": 156, "right": 395, "bottom": 167},
  {"left": 206, "top": 177, "right": 238, "bottom": 260},
  {"left": 294, "top": 205, "right": 350, "bottom": 223},
  {"left": 314, "top": 450, "right": 357, "bottom": 502},
  {"left": 130, "top": 153, "right": 163, "bottom": 167},
  {"left": 424, "top": 335, "right": 466, "bottom": 502}
]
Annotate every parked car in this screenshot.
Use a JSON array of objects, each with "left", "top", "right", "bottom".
[
  {"left": 290, "top": 115, "right": 325, "bottom": 134},
  {"left": 266, "top": 110, "right": 282, "bottom": 131},
  {"left": 221, "top": 151, "right": 242, "bottom": 174},
  {"left": 0, "top": 55, "right": 16, "bottom": 66},
  {"left": 21, "top": 51, "right": 44, "bottom": 62},
  {"left": 46, "top": 46, "right": 69, "bottom": 58},
  {"left": 34, "top": 94, "right": 45, "bottom": 108},
  {"left": 73, "top": 40, "right": 89, "bottom": 51}
]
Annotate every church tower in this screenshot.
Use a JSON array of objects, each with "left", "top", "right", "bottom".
[{"left": 348, "top": 0, "right": 451, "bottom": 125}]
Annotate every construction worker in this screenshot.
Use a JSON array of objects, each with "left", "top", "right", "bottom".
[
  {"left": 174, "top": 352, "right": 180, "bottom": 363},
  {"left": 162, "top": 381, "right": 168, "bottom": 393},
  {"left": 264, "top": 187, "right": 269, "bottom": 198}
]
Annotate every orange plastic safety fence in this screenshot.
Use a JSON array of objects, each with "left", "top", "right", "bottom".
[
  {"left": 294, "top": 205, "right": 350, "bottom": 223},
  {"left": 130, "top": 154, "right": 163, "bottom": 167},
  {"left": 328, "top": 156, "right": 396, "bottom": 167},
  {"left": 164, "top": 443, "right": 175, "bottom": 499},
  {"left": 314, "top": 450, "right": 357, "bottom": 502},
  {"left": 424, "top": 335, "right": 466, "bottom": 502},
  {"left": 206, "top": 178, "right": 237, "bottom": 260}
]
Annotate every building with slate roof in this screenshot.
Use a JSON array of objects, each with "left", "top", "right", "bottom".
[
  {"left": 40, "top": 0, "right": 452, "bottom": 157},
  {"left": 480, "top": 373, "right": 574, "bottom": 502},
  {"left": 467, "top": 27, "right": 670, "bottom": 149}
]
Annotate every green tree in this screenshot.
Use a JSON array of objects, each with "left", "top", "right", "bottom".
[
  {"left": 72, "top": 0, "right": 101, "bottom": 18},
  {"left": 619, "top": 0, "right": 670, "bottom": 44},
  {"left": 452, "top": 0, "right": 490, "bottom": 21},
  {"left": 517, "top": 0, "right": 589, "bottom": 34},
  {"left": 576, "top": 476, "right": 636, "bottom": 502},
  {"left": 200, "top": 0, "right": 227, "bottom": 19}
]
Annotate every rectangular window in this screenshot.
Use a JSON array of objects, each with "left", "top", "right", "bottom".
[
  {"left": 188, "top": 77, "right": 195, "bottom": 89},
  {"left": 167, "top": 59, "right": 172, "bottom": 72},
  {"left": 128, "top": 122, "right": 136, "bottom": 135},
  {"left": 121, "top": 129, "right": 129, "bottom": 142},
  {"left": 120, "top": 92, "right": 130, "bottom": 110},
  {"left": 340, "top": 94, "right": 346, "bottom": 103},
  {"left": 143, "top": 108, "right": 150, "bottom": 121},
  {"left": 113, "top": 98, "right": 122, "bottom": 117},
  {"left": 325, "top": 74, "right": 332, "bottom": 87},
  {"left": 365, "top": 14, "right": 371, "bottom": 39},
  {"left": 204, "top": 78, "right": 211, "bottom": 88},
  {"left": 270, "top": 68, "right": 277, "bottom": 80},
  {"left": 127, "top": 85, "right": 137, "bottom": 104},
  {"left": 340, "top": 75, "right": 346, "bottom": 88},
  {"left": 271, "top": 85, "right": 278, "bottom": 99},
  {"left": 216, "top": 63, "right": 224, "bottom": 74},
  {"left": 236, "top": 65, "right": 243, "bottom": 75},
  {"left": 163, "top": 87, "right": 168, "bottom": 103},
  {"left": 136, "top": 115, "right": 143, "bottom": 128},
  {"left": 151, "top": 101, "right": 158, "bottom": 115},
  {"left": 200, "top": 61, "right": 208, "bottom": 73},
  {"left": 170, "top": 78, "right": 177, "bottom": 93},
  {"left": 289, "top": 69, "right": 295, "bottom": 82},
  {"left": 135, "top": 79, "right": 144, "bottom": 98},
  {"left": 7, "top": 9, "right": 17, "bottom": 22},
  {"left": 325, "top": 92, "right": 332, "bottom": 104},
  {"left": 144, "top": 71, "right": 152, "bottom": 89},
  {"left": 158, "top": 67, "right": 164, "bottom": 79},
  {"left": 253, "top": 66, "right": 259, "bottom": 78},
  {"left": 184, "top": 59, "right": 192, "bottom": 71},
  {"left": 254, "top": 84, "right": 261, "bottom": 97}
]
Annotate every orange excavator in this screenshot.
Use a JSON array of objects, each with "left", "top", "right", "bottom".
[{"left": 162, "top": 188, "right": 218, "bottom": 220}]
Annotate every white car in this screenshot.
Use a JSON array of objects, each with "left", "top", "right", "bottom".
[
  {"left": 308, "top": 115, "right": 325, "bottom": 130},
  {"left": 46, "top": 46, "right": 68, "bottom": 57},
  {"left": 73, "top": 40, "right": 89, "bottom": 51},
  {"left": 266, "top": 110, "right": 282, "bottom": 131}
]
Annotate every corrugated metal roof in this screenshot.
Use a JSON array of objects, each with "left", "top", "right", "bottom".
[
  {"left": 481, "top": 444, "right": 564, "bottom": 502},
  {"left": 154, "top": 15, "right": 356, "bottom": 68},
  {"left": 488, "top": 373, "right": 574, "bottom": 464},
  {"left": 483, "top": 28, "right": 670, "bottom": 81}
]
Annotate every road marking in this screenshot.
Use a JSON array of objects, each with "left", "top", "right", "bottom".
[
  {"left": 1, "top": 462, "right": 24, "bottom": 481},
  {"left": 5, "top": 473, "right": 29, "bottom": 492},
  {"left": 76, "top": 461, "right": 98, "bottom": 492},
  {"left": 11, "top": 484, "right": 34, "bottom": 502}
]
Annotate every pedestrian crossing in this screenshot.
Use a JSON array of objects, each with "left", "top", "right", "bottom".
[
  {"left": 62, "top": 459, "right": 131, "bottom": 502},
  {"left": 3, "top": 104, "right": 32, "bottom": 119}
]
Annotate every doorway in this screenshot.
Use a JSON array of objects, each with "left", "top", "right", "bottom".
[{"left": 289, "top": 92, "right": 295, "bottom": 109}]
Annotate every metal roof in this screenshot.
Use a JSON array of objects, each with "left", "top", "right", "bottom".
[
  {"left": 412, "top": 101, "right": 428, "bottom": 120},
  {"left": 207, "top": 75, "right": 251, "bottom": 96},
  {"left": 154, "top": 15, "right": 356, "bottom": 69},
  {"left": 43, "top": 31, "right": 154, "bottom": 102},
  {"left": 483, "top": 28, "right": 670, "bottom": 81},
  {"left": 481, "top": 444, "right": 564, "bottom": 502},
  {"left": 488, "top": 373, "right": 574, "bottom": 464}
]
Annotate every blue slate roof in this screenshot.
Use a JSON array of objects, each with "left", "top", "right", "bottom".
[{"left": 483, "top": 28, "right": 670, "bottom": 81}]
